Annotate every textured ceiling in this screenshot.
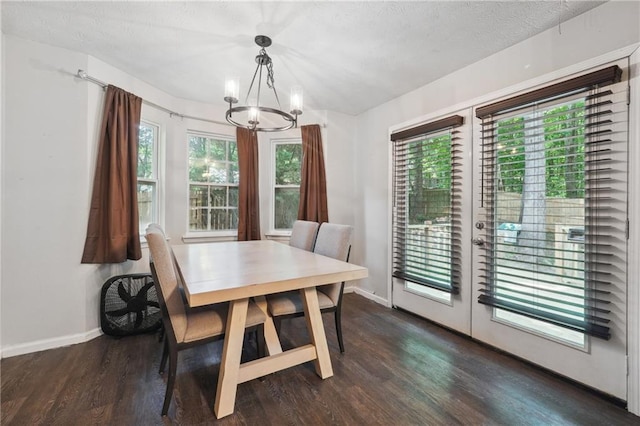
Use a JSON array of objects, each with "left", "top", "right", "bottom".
[{"left": 1, "top": 1, "right": 605, "bottom": 115}]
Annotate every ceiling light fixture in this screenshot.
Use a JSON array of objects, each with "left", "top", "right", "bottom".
[{"left": 224, "top": 35, "right": 302, "bottom": 132}]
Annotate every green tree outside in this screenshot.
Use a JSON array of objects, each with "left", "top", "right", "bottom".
[{"left": 274, "top": 143, "right": 302, "bottom": 229}]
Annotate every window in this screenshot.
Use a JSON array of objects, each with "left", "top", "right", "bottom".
[
  {"left": 391, "top": 116, "right": 464, "bottom": 295},
  {"left": 476, "top": 65, "right": 627, "bottom": 341},
  {"left": 188, "top": 134, "right": 238, "bottom": 232},
  {"left": 272, "top": 140, "right": 302, "bottom": 230},
  {"left": 138, "top": 121, "right": 159, "bottom": 234}
]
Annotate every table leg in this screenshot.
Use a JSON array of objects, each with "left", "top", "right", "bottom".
[
  {"left": 214, "top": 297, "right": 249, "bottom": 419},
  {"left": 300, "top": 287, "right": 334, "bottom": 379},
  {"left": 252, "top": 295, "right": 283, "bottom": 355}
]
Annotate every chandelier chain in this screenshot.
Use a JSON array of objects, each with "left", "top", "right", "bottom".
[
  {"left": 263, "top": 48, "right": 275, "bottom": 90},
  {"left": 262, "top": 47, "right": 282, "bottom": 108}
]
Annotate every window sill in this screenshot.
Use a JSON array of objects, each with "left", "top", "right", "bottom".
[
  {"left": 182, "top": 232, "right": 237, "bottom": 244},
  {"left": 265, "top": 232, "right": 291, "bottom": 244},
  {"left": 266, "top": 230, "right": 292, "bottom": 236}
]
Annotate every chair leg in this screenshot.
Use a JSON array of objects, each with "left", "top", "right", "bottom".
[
  {"left": 335, "top": 309, "right": 345, "bottom": 353},
  {"left": 274, "top": 317, "right": 282, "bottom": 336},
  {"left": 162, "top": 345, "right": 178, "bottom": 416},
  {"left": 256, "top": 324, "right": 265, "bottom": 358},
  {"left": 159, "top": 338, "right": 169, "bottom": 374}
]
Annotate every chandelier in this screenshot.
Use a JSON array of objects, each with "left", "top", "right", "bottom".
[{"left": 224, "top": 35, "right": 303, "bottom": 132}]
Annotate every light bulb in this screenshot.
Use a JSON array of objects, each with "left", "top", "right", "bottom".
[
  {"left": 290, "top": 86, "right": 303, "bottom": 115},
  {"left": 248, "top": 99, "right": 260, "bottom": 125},
  {"left": 224, "top": 77, "right": 239, "bottom": 104}
]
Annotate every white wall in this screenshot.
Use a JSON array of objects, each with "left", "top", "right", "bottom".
[
  {"left": 2, "top": 36, "right": 93, "bottom": 354},
  {"left": 0, "top": 1, "right": 4, "bottom": 355},
  {"left": 354, "top": 0, "right": 640, "bottom": 301},
  {"left": 0, "top": 35, "right": 356, "bottom": 357},
  {"left": 324, "top": 111, "right": 357, "bottom": 228}
]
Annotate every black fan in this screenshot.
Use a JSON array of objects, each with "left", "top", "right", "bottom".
[{"left": 100, "top": 274, "right": 162, "bottom": 337}]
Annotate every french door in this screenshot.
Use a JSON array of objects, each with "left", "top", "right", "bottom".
[
  {"left": 391, "top": 109, "right": 473, "bottom": 334},
  {"left": 392, "top": 59, "right": 629, "bottom": 400}
]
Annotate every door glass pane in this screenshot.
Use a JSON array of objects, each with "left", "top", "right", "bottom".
[
  {"left": 393, "top": 131, "right": 457, "bottom": 294},
  {"left": 406, "top": 282, "right": 451, "bottom": 302},
  {"left": 491, "top": 100, "right": 586, "bottom": 346}
]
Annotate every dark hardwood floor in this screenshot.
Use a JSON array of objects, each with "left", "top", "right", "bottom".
[{"left": 2, "top": 293, "right": 638, "bottom": 425}]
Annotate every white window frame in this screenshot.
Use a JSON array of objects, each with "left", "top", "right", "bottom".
[
  {"left": 185, "top": 131, "right": 238, "bottom": 238},
  {"left": 137, "top": 120, "right": 161, "bottom": 240},
  {"left": 270, "top": 138, "right": 302, "bottom": 235}
]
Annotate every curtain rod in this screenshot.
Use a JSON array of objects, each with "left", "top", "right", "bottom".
[
  {"left": 75, "top": 69, "right": 327, "bottom": 129},
  {"left": 76, "top": 69, "right": 231, "bottom": 127}
]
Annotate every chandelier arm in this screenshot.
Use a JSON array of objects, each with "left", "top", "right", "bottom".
[
  {"left": 271, "top": 83, "right": 282, "bottom": 110},
  {"left": 256, "top": 63, "right": 263, "bottom": 108},
  {"left": 226, "top": 106, "right": 296, "bottom": 132},
  {"left": 245, "top": 62, "right": 261, "bottom": 105}
]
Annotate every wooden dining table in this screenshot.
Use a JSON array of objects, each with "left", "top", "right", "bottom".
[{"left": 170, "top": 239, "right": 369, "bottom": 419}]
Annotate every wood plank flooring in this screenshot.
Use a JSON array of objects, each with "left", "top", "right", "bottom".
[{"left": 2, "top": 294, "right": 638, "bottom": 425}]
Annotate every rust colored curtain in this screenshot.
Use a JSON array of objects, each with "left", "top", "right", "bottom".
[
  {"left": 298, "top": 124, "right": 329, "bottom": 223},
  {"left": 237, "top": 128, "right": 261, "bottom": 241},
  {"left": 81, "top": 85, "right": 143, "bottom": 263}
]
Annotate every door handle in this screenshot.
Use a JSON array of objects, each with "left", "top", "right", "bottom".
[{"left": 472, "top": 238, "right": 485, "bottom": 246}]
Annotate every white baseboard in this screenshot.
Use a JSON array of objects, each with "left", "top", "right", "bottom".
[
  {"left": 1, "top": 328, "right": 103, "bottom": 359},
  {"left": 2, "top": 288, "right": 385, "bottom": 359},
  {"left": 2, "top": 288, "right": 377, "bottom": 358},
  {"left": 345, "top": 285, "right": 391, "bottom": 307}
]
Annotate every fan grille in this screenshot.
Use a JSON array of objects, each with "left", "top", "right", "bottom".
[{"left": 100, "top": 274, "right": 162, "bottom": 336}]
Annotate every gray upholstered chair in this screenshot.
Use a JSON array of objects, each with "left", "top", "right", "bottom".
[
  {"left": 267, "top": 223, "right": 353, "bottom": 353},
  {"left": 146, "top": 226, "right": 266, "bottom": 416},
  {"left": 288, "top": 220, "right": 320, "bottom": 251}
]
